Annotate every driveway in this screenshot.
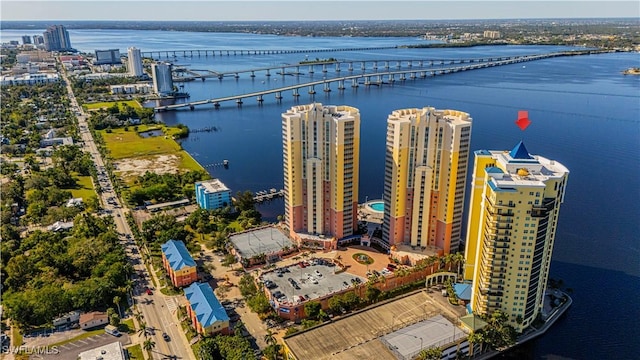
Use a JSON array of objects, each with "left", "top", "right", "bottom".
[{"left": 33, "top": 333, "right": 130, "bottom": 360}]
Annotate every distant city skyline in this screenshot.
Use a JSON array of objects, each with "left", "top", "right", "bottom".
[{"left": 1, "top": 1, "right": 638, "bottom": 21}]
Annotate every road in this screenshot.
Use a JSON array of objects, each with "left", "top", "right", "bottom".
[{"left": 59, "top": 63, "right": 195, "bottom": 360}]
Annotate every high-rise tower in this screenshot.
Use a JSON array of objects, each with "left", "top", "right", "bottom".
[
  {"left": 282, "top": 103, "right": 360, "bottom": 241},
  {"left": 128, "top": 47, "right": 144, "bottom": 77},
  {"left": 43, "top": 25, "right": 72, "bottom": 51},
  {"left": 382, "top": 107, "right": 472, "bottom": 254},
  {"left": 151, "top": 62, "right": 173, "bottom": 95},
  {"left": 464, "top": 141, "right": 569, "bottom": 331}
]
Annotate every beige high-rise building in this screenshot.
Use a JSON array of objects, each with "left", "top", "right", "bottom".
[
  {"left": 282, "top": 103, "right": 360, "bottom": 244},
  {"left": 464, "top": 141, "right": 569, "bottom": 331},
  {"left": 382, "top": 107, "right": 472, "bottom": 254}
]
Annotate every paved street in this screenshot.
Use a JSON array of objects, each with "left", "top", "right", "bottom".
[{"left": 59, "top": 64, "right": 195, "bottom": 360}]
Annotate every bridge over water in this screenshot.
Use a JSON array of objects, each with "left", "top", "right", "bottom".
[
  {"left": 172, "top": 55, "right": 537, "bottom": 82},
  {"left": 142, "top": 46, "right": 398, "bottom": 59},
  {"left": 155, "top": 49, "right": 614, "bottom": 112}
]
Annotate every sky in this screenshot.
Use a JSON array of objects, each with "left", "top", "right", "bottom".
[{"left": 1, "top": 0, "right": 638, "bottom": 21}]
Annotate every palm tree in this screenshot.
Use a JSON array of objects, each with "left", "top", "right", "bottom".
[
  {"left": 137, "top": 322, "right": 148, "bottom": 338},
  {"left": 264, "top": 329, "right": 276, "bottom": 346},
  {"left": 453, "top": 252, "right": 465, "bottom": 277},
  {"left": 134, "top": 311, "right": 143, "bottom": 323},
  {"left": 142, "top": 338, "right": 156, "bottom": 352},
  {"left": 113, "top": 295, "right": 122, "bottom": 318}
]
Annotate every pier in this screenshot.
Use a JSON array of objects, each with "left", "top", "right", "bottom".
[
  {"left": 253, "top": 188, "right": 284, "bottom": 203},
  {"left": 203, "top": 159, "right": 229, "bottom": 168}
]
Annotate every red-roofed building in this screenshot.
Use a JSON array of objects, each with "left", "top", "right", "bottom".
[{"left": 79, "top": 311, "right": 108, "bottom": 330}]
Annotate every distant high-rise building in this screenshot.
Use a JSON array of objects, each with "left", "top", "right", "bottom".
[
  {"left": 21, "top": 35, "right": 32, "bottom": 45},
  {"left": 282, "top": 103, "right": 360, "bottom": 242},
  {"left": 127, "top": 47, "right": 144, "bottom": 77},
  {"left": 151, "top": 62, "right": 173, "bottom": 95},
  {"left": 32, "top": 35, "right": 45, "bottom": 46},
  {"left": 464, "top": 141, "right": 569, "bottom": 331},
  {"left": 94, "top": 49, "right": 121, "bottom": 65},
  {"left": 382, "top": 107, "right": 472, "bottom": 254},
  {"left": 43, "top": 25, "right": 72, "bottom": 51},
  {"left": 483, "top": 30, "right": 502, "bottom": 39}
]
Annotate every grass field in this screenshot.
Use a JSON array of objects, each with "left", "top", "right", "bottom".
[
  {"left": 84, "top": 100, "right": 141, "bottom": 111},
  {"left": 119, "top": 319, "right": 135, "bottom": 334},
  {"left": 68, "top": 174, "right": 95, "bottom": 199},
  {"left": 126, "top": 344, "right": 143, "bottom": 360},
  {"left": 100, "top": 125, "right": 205, "bottom": 175},
  {"left": 100, "top": 125, "right": 181, "bottom": 159}
]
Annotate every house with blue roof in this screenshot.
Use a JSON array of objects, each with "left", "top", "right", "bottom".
[
  {"left": 161, "top": 239, "right": 197, "bottom": 287},
  {"left": 184, "top": 282, "right": 230, "bottom": 335}
]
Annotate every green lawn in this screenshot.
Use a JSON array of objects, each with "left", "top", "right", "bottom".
[
  {"left": 99, "top": 125, "right": 205, "bottom": 174},
  {"left": 100, "top": 126, "right": 181, "bottom": 159},
  {"left": 68, "top": 174, "right": 96, "bottom": 199},
  {"left": 126, "top": 344, "right": 143, "bottom": 360},
  {"left": 119, "top": 318, "right": 135, "bottom": 334},
  {"left": 84, "top": 100, "right": 141, "bottom": 111},
  {"left": 48, "top": 328, "right": 104, "bottom": 347}
]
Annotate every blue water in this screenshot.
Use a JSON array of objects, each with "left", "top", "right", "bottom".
[
  {"left": 370, "top": 201, "right": 385, "bottom": 212},
  {"left": 3, "top": 29, "right": 639, "bottom": 359}
]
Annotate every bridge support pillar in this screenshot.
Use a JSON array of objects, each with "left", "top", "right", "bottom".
[
  {"left": 376, "top": 75, "right": 382, "bottom": 84},
  {"left": 266, "top": 69, "right": 271, "bottom": 77},
  {"left": 323, "top": 82, "right": 331, "bottom": 92},
  {"left": 236, "top": 98, "right": 243, "bottom": 105},
  {"left": 322, "top": 64, "right": 327, "bottom": 73},
  {"left": 430, "top": 60, "right": 434, "bottom": 66},
  {"left": 292, "top": 89, "right": 299, "bottom": 97},
  {"left": 410, "top": 72, "right": 416, "bottom": 79},
  {"left": 308, "top": 65, "right": 314, "bottom": 74},
  {"left": 296, "top": 66, "right": 300, "bottom": 75},
  {"left": 351, "top": 79, "right": 359, "bottom": 88},
  {"left": 250, "top": 71, "right": 255, "bottom": 78},
  {"left": 308, "top": 86, "right": 316, "bottom": 94},
  {"left": 337, "top": 80, "right": 345, "bottom": 90},
  {"left": 364, "top": 77, "right": 371, "bottom": 86},
  {"left": 257, "top": 95, "right": 264, "bottom": 103},
  {"left": 400, "top": 73, "right": 406, "bottom": 81},
  {"left": 361, "top": 62, "right": 366, "bottom": 71},
  {"left": 214, "top": 102, "right": 220, "bottom": 108},
  {"left": 420, "top": 71, "right": 426, "bottom": 78},
  {"left": 396, "top": 61, "right": 401, "bottom": 69},
  {"left": 384, "top": 61, "right": 389, "bottom": 69},
  {"left": 348, "top": 63, "right": 353, "bottom": 72},
  {"left": 189, "top": 105, "right": 195, "bottom": 111},
  {"left": 234, "top": 73, "right": 239, "bottom": 79},
  {"left": 335, "top": 63, "right": 340, "bottom": 72},
  {"left": 419, "top": 61, "right": 423, "bottom": 67},
  {"left": 408, "top": 61, "right": 413, "bottom": 68},
  {"left": 276, "top": 92, "right": 284, "bottom": 99},
  {"left": 373, "top": 61, "right": 378, "bottom": 70},
  {"left": 388, "top": 74, "right": 394, "bottom": 82}
]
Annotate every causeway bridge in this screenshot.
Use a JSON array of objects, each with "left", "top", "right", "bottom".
[
  {"left": 141, "top": 46, "right": 398, "bottom": 59},
  {"left": 155, "top": 49, "right": 614, "bottom": 112},
  {"left": 173, "top": 55, "right": 537, "bottom": 81}
]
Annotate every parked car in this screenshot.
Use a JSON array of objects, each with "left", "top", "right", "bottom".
[
  {"left": 145, "top": 288, "right": 153, "bottom": 295},
  {"left": 314, "top": 270, "right": 323, "bottom": 277},
  {"left": 162, "top": 333, "right": 170, "bottom": 341}
]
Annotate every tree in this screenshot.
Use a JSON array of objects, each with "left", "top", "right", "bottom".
[
  {"left": 142, "top": 338, "right": 156, "bottom": 352},
  {"left": 138, "top": 322, "right": 148, "bottom": 338},
  {"left": 304, "top": 301, "right": 321, "bottom": 320},
  {"left": 416, "top": 347, "right": 442, "bottom": 360},
  {"left": 109, "top": 313, "right": 120, "bottom": 327},
  {"left": 113, "top": 295, "right": 122, "bottom": 318},
  {"left": 263, "top": 343, "right": 281, "bottom": 360},
  {"left": 365, "top": 285, "right": 381, "bottom": 304},
  {"left": 264, "top": 329, "right": 276, "bottom": 346}
]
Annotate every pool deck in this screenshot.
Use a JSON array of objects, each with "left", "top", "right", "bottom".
[{"left": 359, "top": 200, "right": 384, "bottom": 224}]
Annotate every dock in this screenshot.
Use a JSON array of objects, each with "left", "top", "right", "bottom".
[{"left": 254, "top": 188, "right": 284, "bottom": 203}]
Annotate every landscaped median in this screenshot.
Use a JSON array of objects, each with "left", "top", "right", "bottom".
[{"left": 83, "top": 100, "right": 142, "bottom": 111}]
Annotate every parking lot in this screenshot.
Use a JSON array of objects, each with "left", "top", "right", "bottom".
[
  {"left": 37, "top": 333, "right": 130, "bottom": 360},
  {"left": 261, "top": 260, "right": 367, "bottom": 304}
]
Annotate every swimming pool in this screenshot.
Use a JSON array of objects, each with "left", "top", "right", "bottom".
[{"left": 369, "top": 201, "right": 384, "bottom": 212}]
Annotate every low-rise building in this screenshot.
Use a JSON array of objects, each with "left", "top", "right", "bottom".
[
  {"left": 194, "top": 179, "right": 232, "bottom": 210},
  {"left": 109, "top": 83, "right": 152, "bottom": 94},
  {"left": 78, "top": 342, "right": 125, "bottom": 360},
  {"left": 66, "top": 197, "right": 83, "bottom": 208},
  {"left": 161, "top": 239, "right": 197, "bottom": 287},
  {"left": 47, "top": 221, "right": 74, "bottom": 232},
  {"left": 184, "top": 282, "right": 230, "bottom": 335},
  {"left": 53, "top": 310, "right": 81, "bottom": 327},
  {"left": 0, "top": 73, "right": 59, "bottom": 86},
  {"left": 79, "top": 311, "right": 109, "bottom": 330}
]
